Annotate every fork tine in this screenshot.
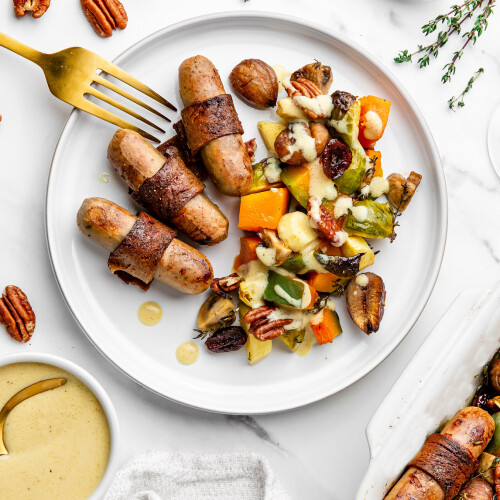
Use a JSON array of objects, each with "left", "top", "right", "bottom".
[
  {"left": 86, "top": 87, "right": 165, "bottom": 134},
  {"left": 94, "top": 75, "right": 171, "bottom": 122},
  {"left": 77, "top": 98, "right": 160, "bottom": 143},
  {"left": 98, "top": 60, "right": 177, "bottom": 111}
]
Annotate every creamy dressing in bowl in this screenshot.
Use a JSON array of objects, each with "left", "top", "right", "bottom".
[{"left": 0, "top": 362, "right": 111, "bottom": 500}]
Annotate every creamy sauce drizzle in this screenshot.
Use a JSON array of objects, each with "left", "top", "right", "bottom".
[
  {"left": 293, "top": 95, "right": 333, "bottom": 118},
  {"left": 282, "top": 122, "right": 317, "bottom": 163},
  {"left": 138, "top": 301, "right": 163, "bottom": 326},
  {"left": 0, "top": 362, "right": 110, "bottom": 500},
  {"left": 176, "top": 342, "right": 199, "bottom": 365},
  {"left": 308, "top": 160, "right": 337, "bottom": 201}
]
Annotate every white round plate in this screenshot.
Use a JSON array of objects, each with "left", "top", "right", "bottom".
[{"left": 46, "top": 12, "right": 447, "bottom": 414}]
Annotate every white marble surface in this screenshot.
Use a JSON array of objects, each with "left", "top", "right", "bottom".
[{"left": 0, "top": 1, "right": 499, "bottom": 499}]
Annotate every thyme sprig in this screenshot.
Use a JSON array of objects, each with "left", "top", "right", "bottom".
[
  {"left": 395, "top": 0, "right": 495, "bottom": 107},
  {"left": 390, "top": 182, "right": 411, "bottom": 243},
  {"left": 448, "top": 67, "right": 484, "bottom": 109}
]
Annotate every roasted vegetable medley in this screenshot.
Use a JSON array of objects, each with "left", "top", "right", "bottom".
[{"left": 197, "top": 59, "right": 423, "bottom": 364}]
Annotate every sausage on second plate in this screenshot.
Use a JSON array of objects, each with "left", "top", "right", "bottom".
[
  {"left": 76, "top": 197, "right": 213, "bottom": 295},
  {"left": 178, "top": 55, "right": 252, "bottom": 197},
  {"left": 108, "top": 129, "right": 228, "bottom": 246},
  {"left": 385, "top": 407, "right": 495, "bottom": 500}
]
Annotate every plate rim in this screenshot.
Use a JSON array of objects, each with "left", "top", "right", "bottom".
[{"left": 45, "top": 10, "right": 448, "bottom": 414}]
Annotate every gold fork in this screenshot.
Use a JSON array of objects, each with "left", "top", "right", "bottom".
[{"left": 0, "top": 33, "right": 176, "bottom": 143}]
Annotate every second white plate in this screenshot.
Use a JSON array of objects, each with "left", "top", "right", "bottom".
[{"left": 46, "top": 12, "right": 447, "bottom": 414}]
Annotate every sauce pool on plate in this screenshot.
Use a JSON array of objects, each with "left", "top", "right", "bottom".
[
  {"left": 0, "top": 362, "right": 111, "bottom": 500},
  {"left": 138, "top": 301, "right": 163, "bottom": 326},
  {"left": 176, "top": 342, "right": 199, "bottom": 365}
]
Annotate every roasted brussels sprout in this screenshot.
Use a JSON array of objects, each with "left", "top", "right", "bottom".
[
  {"left": 343, "top": 200, "right": 394, "bottom": 239},
  {"left": 314, "top": 252, "right": 362, "bottom": 278},
  {"left": 328, "top": 100, "right": 367, "bottom": 194},
  {"left": 485, "top": 412, "right": 500, "bottom": 455},
  {"left": 331, "top": 91, "right": 357, "bottom": 121}
]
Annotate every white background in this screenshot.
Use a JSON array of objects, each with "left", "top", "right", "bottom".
[{"left": 1, "top": 1, "right": 499, "bottom": 498}]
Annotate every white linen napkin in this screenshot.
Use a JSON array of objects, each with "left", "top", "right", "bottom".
[{"left": 104, "top": 450, "right": 291, "bottom": 500}]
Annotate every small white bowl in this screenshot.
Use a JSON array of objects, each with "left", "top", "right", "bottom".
[{"left": 0, "top": 352, "right": 120, "bottom": 500}]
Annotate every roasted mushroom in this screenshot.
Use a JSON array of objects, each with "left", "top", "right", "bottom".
[
  {"left": 291, "top": 61, "right": 333, "bottom": 94},
  {"left": 197, "top": 294, "right": 236, "bottom": 333},
  {"left": 274, "top": 121, "right": 329, "bottom": 165},
  {"left": 229, "top": 59, "right": 278, "bottom": 109},
  {"left": 346, "top": 272, "right": 386, "bottom": 334},
  {"left": 257, "top": 229, "right": 292, "bottom": 267},
  {"left": 386, "top": 171, "right": 422, "bottom": 212},
  {"left": 490, "top": 353, "right": 500, "bottom": 393}
]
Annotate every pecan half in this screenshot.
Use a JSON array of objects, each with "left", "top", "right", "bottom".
[
  {"left": 251, "top": 319, "right": 292, "bottom": 341},
  {"left": 13, "top": 0, "right": 50, "bottom": 18},
  {"left": 211, "top": 273, "right": 242, "bottom": 294},
  {"left": 0, "top": 285, "right": 35, "bottom": 343},
  {"left": 307, "top": 196, "right": 345, "bottom": 246},
  {"left": 243, "top": 305, "right": 292, "bottom": 341},
  {"left": 243, "top": 305, "right": 275, "bottom": 324},
  {"left": 285, "top": 77, "right": 322, "bottom": 98},
  {"left": 81, "top": 0, "right": 127, "bottom": 38}
]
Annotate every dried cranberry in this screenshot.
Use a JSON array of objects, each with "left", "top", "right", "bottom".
[
  {"left": 321, "top": 139, "right": 352, "bottom": 180},
  {"left": 472, "top": 384, "right": 492, "bottom": 411},
  {"left": 205, "top": 326, "right": 247, "bottom": 353}
]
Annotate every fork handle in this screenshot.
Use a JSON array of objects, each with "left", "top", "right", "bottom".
[{"left": 0, "top": 32, "right": 44, "bottom": 64}]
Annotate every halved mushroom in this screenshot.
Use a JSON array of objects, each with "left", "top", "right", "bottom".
[
  {"left": 386, "top": 171, "right": 422, "bottom": 212},
  {"left": 257, "top": 229, "right": 292, "bottom": 267},
  {"left": 274, "top": 122, "right": 329, "bottom": 165},
  {"left": 489, "top": 353, "right": 500, "bottom": 393},
  {"left": 314, "top": 252, "right": 362, "bottom": 278},
  {"left": 197, "top": 294, "right": 236, "bottom": 333},
  {"left": 346, "top": 272, "right": 386, "bottom": 334},
  {"left": 291, "top": 61, "right": 333, "bottom": 94}
]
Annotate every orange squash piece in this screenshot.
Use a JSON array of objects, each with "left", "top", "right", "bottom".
[
  {"left": 307, "top": 272, "right": 340, "bottom": 293},
  {"left": 239, "top": 236, "right": 261, "bottom": 264},
  {"left": 358, "top": 96, "right": 391, "bottom": 149},
  {"left": 310, "top": 308, "right": 343, "bottom": 345},
  {"left": 364, "top": 150, "right": 383, "bottom": 183},
  {"left": 238, "top": 188, "right": 290, "bottom": 232}
]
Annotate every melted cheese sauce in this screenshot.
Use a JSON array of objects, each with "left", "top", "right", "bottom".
[
  {"left": 295, "top": 326, "right": 317, "bottom": 357},
  {"left": 369, "top": 177, "right": 389, "bottom": 198},
  {"left": 308, "top": 160, "right": 337, "bottom": 201},
  {"left": 282, "top": 122, "right": 317, "bottom": 163},
  {"left": 363, "top": 111, "right": 383, "bottom": 140},
  {"left": 263, "top": 158, "right": 282, "bottom": 184},
  {"left": 0, "top": 362, "right": 110, "bottom": 500},
  {"left": 293, "top": 95, "right": 333, "bottom": 118},
  {"left": 138, "top": 301, "right": 163, "bottom": 326},
  {"left": 176, "top": 342, "right": 199, "bottom": 365}
]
